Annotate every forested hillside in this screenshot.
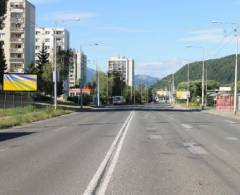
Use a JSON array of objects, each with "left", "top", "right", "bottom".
[{"left": 154, "top": 54, "right": 239, "bottom": 89}]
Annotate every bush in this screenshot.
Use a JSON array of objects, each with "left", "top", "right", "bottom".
[{"left": 67, "top": 94, "right": 91, "bottom": 105}]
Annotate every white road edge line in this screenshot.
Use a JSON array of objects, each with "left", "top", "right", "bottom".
[
  {"left": 83, "top": 111, "right": 134, "bottom": 195},
  {"left": 224, "top": 120, "right": 237, "bottom": 124}
]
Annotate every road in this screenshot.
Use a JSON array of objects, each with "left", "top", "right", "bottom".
[{"left": 1, "top": 104, "right": 240, "bottom": 194}]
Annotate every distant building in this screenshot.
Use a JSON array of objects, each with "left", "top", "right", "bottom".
[
  {"left": 69, "top": 88, "right": 95, "bottom": 97},
  {"left": 108, "top": 56, "right": 134, "bottom": 87},
  {"left": 35, "top": 28, "right": 70, "bottom": 63},
  {"left": 0, "top": 0, "right": 35, "bottom": 72},
  {"left": 69, "top": 50, "right": 87, "bottom": 88}
]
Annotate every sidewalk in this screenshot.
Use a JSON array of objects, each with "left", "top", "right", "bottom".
[
  {"left": 173, "top": 103, "right": 240, "bottom": 120},
  {"left": 203, "top": 109, "right": 240, "bottom": 121}
]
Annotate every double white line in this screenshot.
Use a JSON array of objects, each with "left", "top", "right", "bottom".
[{"left": 83, "top": 111, "right": 134, "bottom": 195}]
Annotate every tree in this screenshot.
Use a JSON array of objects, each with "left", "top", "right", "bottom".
[
  {"left": 0, "top": 0, "right": 8, "bottom": 89},
  {"left": 0, "top": 0, "right": 7, "bottom": 29},
  {"left": 36, "top": 43, "right": 50, "bottom": 93},
  {"left": 36, "top": 43, "right": 49, "bottom": 75},
  {"left": 0, "top": 41, "right": 7, "bottom": 89}
]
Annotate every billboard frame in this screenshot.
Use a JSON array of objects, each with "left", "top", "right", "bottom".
[{"left": 3, "top": 73, "right": 38, "bottom": 92}]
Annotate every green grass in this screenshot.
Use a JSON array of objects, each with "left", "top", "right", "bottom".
[{"left": 0, "top": 106, "right": 72, "bottom": 129}]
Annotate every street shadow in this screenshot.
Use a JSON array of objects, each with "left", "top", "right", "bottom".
[
  {"left": 0, "top": 132, "right": 35, "bottom": 142},
  {"left": 75, "top": 106, "right": 201, "bottom": 113}
]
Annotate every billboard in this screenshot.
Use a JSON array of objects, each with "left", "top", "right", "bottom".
[
  {"left": 3, "top": 74, "right": 37, "bottom": 92},
  {"left": 176, "top": 91, "right": 190, "bottom": 100}
]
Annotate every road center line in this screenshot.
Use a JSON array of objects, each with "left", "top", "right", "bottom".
[
  {"left": 83, "top": 111, "right": 134, "bottom": 195},
  {"left": 183, "top": 142, "right": 208, "bottom": 155},
  {"left": 181, "top": 124, "right": 193, "bottom": 129}
]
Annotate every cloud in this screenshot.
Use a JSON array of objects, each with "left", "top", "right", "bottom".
[
  {"left": 42, "top": 11, "right": 96, "bottom": 21},
  {"left": 100, "top": 27, "right": 145, "bottom": 33},
  {"left": 180, "top": 28, "right": 226, "bottom": 43},
  {"left": 136, "top": 59, "right": 187, "bottom": 79},
  {"left": 29, "top": 0, "right": 57, "bottom": 5}
]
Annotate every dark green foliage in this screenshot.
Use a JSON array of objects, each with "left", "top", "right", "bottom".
[
  {"left": 154, "top": 54, "right": 239, "bottom": 89},
  {"left": 0, "top": 41, "right": 7, "bottom": 88},
  {"left": 26, "top": 63, "right": 38, "bottom": 74},
  {"left": 0, "top": 0, "right": 7, "bottom": 29},
  {"left": 67, "top": 94, "right": 91, "bottom": 105},
  {"left": 0, "top": 0, "right": 8, "bottom": 89},
  {"left": 57, "top": 49, "right": 74, "bottom": 82},
  {"left": 109, "top": 71, "right": 125, "bottom": 96},
  {"left": 36, "top": 43, "right": 49, "bottom": 75}
]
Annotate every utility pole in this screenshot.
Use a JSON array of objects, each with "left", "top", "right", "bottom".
[
  {"left": 234, "top": 31, "right": 239, "bottom": 115},
  {"left": 205, "top": 64, "right": 208, "bottom": 107},
  {"left": 187, "top": 63, "right": 190, "bottom": 108},
  {"left": 97, "top": 63, "right": 100, "bottom": 107},
  {"left": 202, "top": 56, "right": 205, "bottom": 110},
  {"left": 211, "top": 20, "right": 239, "bottom": 114},
  {"left": 186, "top": 45, "right": 205, "bottom": 109},
  {"left": 53, "top": 21, "right": 57, "bottom": 110}
]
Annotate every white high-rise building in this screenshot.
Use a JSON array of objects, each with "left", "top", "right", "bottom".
[
  {"left": 35, "top": 28, "right": 70, "bottom": 63},
  {"left": 108, "top": 56, "right": 134, "bottom": 87},
  {"left": 69, "top": 50, "right": 87, "bottom": 88},
  {"left": 0, "top": 0, "right": 35, "bottom": 72}
]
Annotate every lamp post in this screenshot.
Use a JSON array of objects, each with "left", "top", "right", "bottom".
[
  {"left": 186, "top": 45, "right": 205, "bottom": 109},
  {"left": 187, "top": 62, "right": 190, "bottom": 108},
  {"left": 211, "top": 20, "right": 239, "bottom": 114},
  {"left": 89, "top": 43, "right": 101, "bottom": 107},
  {"left": 53, "top": 18, "right": 80, "bottom": 110}
]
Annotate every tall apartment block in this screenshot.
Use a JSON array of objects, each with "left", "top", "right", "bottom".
[
  {"left": 35, "top": 28, "right": 70, "bottom": 63},
  {"left": 0, "top": 0, "right": 35, "bottom": 73},
  {"left": 108, "top": 56, "right": 134, "bottom": 87},
  {"left": 69, "top": 50, "right": 87, "bottom": 88}
]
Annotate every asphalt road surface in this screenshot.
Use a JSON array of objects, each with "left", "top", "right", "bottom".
[{"left": 1, "top": 104, "right": 240, "bottom": 195}]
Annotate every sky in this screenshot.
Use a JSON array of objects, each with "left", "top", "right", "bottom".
[{"left": 30, "top": 0, "right": 240, "bottom": 79}]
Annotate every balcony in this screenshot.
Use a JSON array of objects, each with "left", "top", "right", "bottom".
[
  {"left": 10, "top": 48, "right": 23, "bottom": 53},
  {"left": 10, "top": 7, "right": 24, "bottom": 13},
  {"left": 10, "top": 17, "right": 24, "bottom": 23},
  {"left": 10, "top": 27, "right": 24, "bottom": 32},
  {"left": 10, "top": 58, "right": 24, "bottom": 63},
  {"left": 10, "top": 38, "right": 24, "bottom": 43}
]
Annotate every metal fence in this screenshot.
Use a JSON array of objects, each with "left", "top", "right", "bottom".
[{"left": 0, "top": 93, "right": 34, "bottom": 109}]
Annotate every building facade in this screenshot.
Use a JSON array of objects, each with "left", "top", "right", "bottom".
[
  {"left": 0, "top": 0, "right": 35, "bottom": 73},
  {"left": 69, "top": 50, "right": 87, "bottom": 88},
  {"left": 108, "top": 56, "right": 134, "bottom": 87},
  {"left": 35, "top": 28, "right": 70, "bottom": 63}
]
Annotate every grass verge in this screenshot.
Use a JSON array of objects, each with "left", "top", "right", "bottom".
[{"left": 0, "top": 106, "right": 72, "bottom": 129}]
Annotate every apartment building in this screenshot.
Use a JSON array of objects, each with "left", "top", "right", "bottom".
[
  {"left": 69, "top": 50, "right": 87, "bottom": 88},
  {"left": 108, "top": 56, "right": 134, "bottom": 87},
  {"left": 35, "top": 28, "right": 70, "bottom": 63},
  {"left": 0, "top": 0, "right": 35, "bottom": 73}
]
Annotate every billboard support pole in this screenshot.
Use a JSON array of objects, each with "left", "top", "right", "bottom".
[
  {"left": 4, "top": 92, "right": 6, "bottom": 109},
  {"left": 12, "top": 93, "right": 15, "bottom": 108}
]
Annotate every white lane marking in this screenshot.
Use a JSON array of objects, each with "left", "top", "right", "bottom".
[
  {"left": 181, "top": 124, "right": 193, "bottom": 130},
  {"left": 147, "top": 127, "right": 156, "bottom": 130},
  {"left": 213, "top": 144, "right": 229, "bottom": 156},
  {"left": 83, "top": 112, "right": 134, "bottom": 195},
  {"left": 0, "top": 147, "right": 8, "bottom": 152},
  {"left": 225, "top": 137, "right": 239, "bottom": 141},
  {"left": 183, "top": 143, "right": 208, "bottom": 155},
  {"left": 224, "top": 120, "right": 237, "bottom": 124},
  {"left": 54, "top": 126, "right": 67, "bottom": 132},
  {"left": 148, "top": 135, "right": 162, "bottom": 140}
]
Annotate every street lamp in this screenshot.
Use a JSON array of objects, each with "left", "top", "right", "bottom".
[
  {"left": 88, "top": 43, "right": 101, "bottom": 107},
  {"left": 53, "top": 18, "right": 80, "bottom": 110},
  {"left": 186, "top": 45, "right": 205, "bottom": 109},
  {"left": 211, "top": 20, "right": 239, "bottom": 115}
]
